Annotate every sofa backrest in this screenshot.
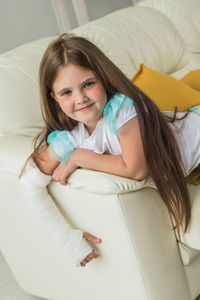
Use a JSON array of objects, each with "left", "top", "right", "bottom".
[{"left": 0, "top": 0, "right": 199, "bottom": 137}]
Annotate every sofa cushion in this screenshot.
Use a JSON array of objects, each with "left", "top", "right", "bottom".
[
  {"left": 138, "top": 0, "right": 200, "bottom": 61},
  {"left": 181, "top": 69, "right": 200, "bottom": 92},
  {"left": 132, "top": 64, "right": 200, "bottom": 111},
  {"left": 0, "top": 38, "right": 53, "bottom": 136},
  {"left": 73, "top": 4, "right": 192, "bottom": 77}
]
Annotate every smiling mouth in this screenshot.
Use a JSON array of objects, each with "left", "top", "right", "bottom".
[{"left": 76, "top": 104, "right": 94, "bottom": 111}]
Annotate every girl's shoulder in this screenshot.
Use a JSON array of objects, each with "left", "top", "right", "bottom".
[
  {"left": 103, "top": 93, "right": 137, "bottom": 135},
  {"left": 105, "top": 93, "right": 134, "bottom": 109},
  {"left": 47, "top": 123, "right": 81, "bottom": 144},
  {"left": 47, "top": 129, "right": 71, "bottom": 144}
]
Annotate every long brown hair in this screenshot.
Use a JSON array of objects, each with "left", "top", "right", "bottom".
[{"left": 31, "top": 33, "right": 191, "bottom": 240}]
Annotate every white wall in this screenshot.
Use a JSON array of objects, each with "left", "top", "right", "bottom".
[
  {"left": 84, "top": 0, "right": 133, "bottom": 21},
  {"left": 0, "top": 0, "right": 133, "bottom": 54},
  {"left": 0, "top": 0, "right": 58, "bottom": 54}
]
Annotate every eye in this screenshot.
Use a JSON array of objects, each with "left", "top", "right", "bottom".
[
  {"left": 83, "top": 81, "right": 95, "bottom": 88},
  {"left": 62, "top": 90, "right": 72, "bottom": 96}
]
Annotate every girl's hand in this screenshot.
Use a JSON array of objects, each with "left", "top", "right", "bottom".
[
  {"left": 52, "top": 154, "right": 78, "bottom": 185},
  {"left": 81, "top": 232, "right": 102, "bottom": 267},
  {"left": 52, "top": 149, "right": 89, "bottom": 185}
]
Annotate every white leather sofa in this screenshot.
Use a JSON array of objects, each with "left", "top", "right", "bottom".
[{"left": 0, "top": 0, "right": 200, "bottom": 299}]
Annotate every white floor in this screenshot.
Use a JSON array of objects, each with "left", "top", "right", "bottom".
[{"left": 0, "top": 250, "right": 45, "bottom": 300}]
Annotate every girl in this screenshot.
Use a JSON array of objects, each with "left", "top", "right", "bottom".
[{"left": 19, "top": 33, "right": 200, "bottom": 268}]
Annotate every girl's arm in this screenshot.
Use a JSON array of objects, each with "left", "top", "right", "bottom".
[
  {"left": 19, "top": 150, "right": 101, "bottom": 267},
  {"left": 34, "top": 145, "right": 60, "bottom": 175},
  {"left": 53, "top": 117, "right": 149, "bottom": 185}
]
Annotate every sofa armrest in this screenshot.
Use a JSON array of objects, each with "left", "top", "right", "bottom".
[
  {"left": 0, "top": 134, "right": 156, "bottom": 195},
  {"left": 68, "top": 168, "right": 156, "bottom": 195},
  {"left": 0, "top": 134, "right": 193, "bottom": 300},
  {"left": 2, "top": 134, "right": 200, "bottom": 268}
]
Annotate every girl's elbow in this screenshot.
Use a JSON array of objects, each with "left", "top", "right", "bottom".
[
  {"left": 130, "top": 168, "right": 149, "bottom": 181},
  {"left": 134, "top": 173, "right": 148, "bottom": 181}
]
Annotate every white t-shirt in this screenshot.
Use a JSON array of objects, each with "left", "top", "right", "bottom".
[
  {"left": 47, "top": 93, "right": 200, "bottom": 177},
  {"left": 165, "top": 110, "right": 200, "bottom": 176},
  {"left": 47, "top": 94, "right": 136, "bottom": 162}
]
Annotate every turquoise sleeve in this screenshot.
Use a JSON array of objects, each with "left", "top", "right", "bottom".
[
  {"left": 103, "top": 93, "right": 135, "bottom": 135},
  {"left": 189, "top": 105, "right": 200, "bottom": 117},
  {"left": 47, "top": 130, "right": 75, "bottom": 165}
]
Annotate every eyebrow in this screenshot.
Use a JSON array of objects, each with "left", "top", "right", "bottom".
[{"left": 56, "top": 76, "right": 97, "bottom": 95}]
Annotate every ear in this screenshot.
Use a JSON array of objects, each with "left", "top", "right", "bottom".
[{"left": 50, "top": 91, "right": 56, "bottom": 101}]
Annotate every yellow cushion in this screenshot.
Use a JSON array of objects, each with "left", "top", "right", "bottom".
[
  {"left": 132, "top": 64, "right": 200, "bottom": 111},
  {"left": 186, "top": 168, "right": 200, "bottom": 185},
  {"left": 181, "top": 69, "right": 200, "bottom": 92},
  {"left": 132, "top": 64, "right": 200, "bottom": 185}
]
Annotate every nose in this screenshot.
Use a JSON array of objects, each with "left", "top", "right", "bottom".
[{"left": 75, "top": 91, "right": 88, "bottom": 104}]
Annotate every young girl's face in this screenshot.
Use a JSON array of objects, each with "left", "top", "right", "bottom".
[{"left": 52, "top": 63, "right": 107, "bottom": 134}]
